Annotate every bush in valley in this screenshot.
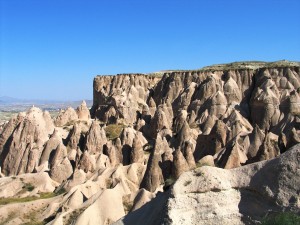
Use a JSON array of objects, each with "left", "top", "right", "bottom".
[{"left": 261, "top": 212, "right": 300, "bottom": 225}]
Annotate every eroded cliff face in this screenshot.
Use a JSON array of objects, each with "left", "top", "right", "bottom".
[
  {"left": 92, "top": 62, "right": 300, "bottom": 172},
  {"left": 0, "top": 61, "right": 299, "bottom": 225},
  {"left": 115, "top": 144, "right": 300, "bottom": 225},
  {"left": 91, "top": 74, "right": 160, "bottom": 124}
]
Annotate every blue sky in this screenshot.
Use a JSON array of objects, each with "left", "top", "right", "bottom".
[{"left": 1, "top": 0, "right": 299, "bottom": 101}]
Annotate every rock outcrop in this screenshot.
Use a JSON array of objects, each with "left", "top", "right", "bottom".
[
  {"left": 77, "top": 100, "right": 91, "bottom": 121},
  {"left": 90, "top": 62, "right": 300, "bottom": 173},
  {"left": 55, "top": 107, "right": 78, "bottom": 127},
  {"left": 1, "top": 107, "right": 54, "bottom": 175},
  {"left": 0, "top": 61, "right": 299, "bottom": 225},
  {"left": 115, "top": 144, "right": 300, "bottom": 225}
]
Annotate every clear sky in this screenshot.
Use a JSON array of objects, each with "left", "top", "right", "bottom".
[{"left": 0, "top": 0, "right": 299, "bottom": 101}]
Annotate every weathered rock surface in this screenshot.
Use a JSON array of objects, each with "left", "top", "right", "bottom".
[
  {"left": 115, "top": 144, "right": 300, "bottom": 225},
  {"left": 0, "top": 61, "right": 299, "bottom": 225},
  {"left": 140, "top": 135, "right": 164, "bottom": 192},
  {"left": 76, "top": 100, "right": 91, "bottom": 121},
  {"left": 0, "top": 107, "right": 54, "bottom": 175},
  {"left": 55, "top": 107, "right": 78, "bottom": 127},
  {"left": 90, "top": 61, "right": 300, "bottom": 172},
  {"left": 91, "top": 74, "right": 160, "bottom": 125},
  {"left": 84, "top": 120, "right": 107, "bottom": 154}
]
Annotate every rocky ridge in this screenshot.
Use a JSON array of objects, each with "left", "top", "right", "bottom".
[{"left": 0, "top": 61, "right": 299, "bottom": 224}]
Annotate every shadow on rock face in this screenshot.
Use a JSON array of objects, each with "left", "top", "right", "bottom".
[
  {"left": 239, "top": 145, "right": 300, "bottom": 223},
  {"left": 113, "top": 191, "right": 170, "bottom": 225}
]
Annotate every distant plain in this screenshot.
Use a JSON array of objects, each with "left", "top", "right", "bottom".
[{"left": 0, "top": 98, "right": 92, "bottom": 125}]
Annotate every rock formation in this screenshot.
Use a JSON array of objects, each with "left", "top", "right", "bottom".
[
  {"left": 115, "top": 143, "right": 300, "bottom": 225},
  {"left": 55, "top": 107, "right": 78, "bottom": 127},
  {"left": 0, "top": 61, "right": 299, "bottom": 225},
  {"left": 77, "top": 100, "right": 91, "bottom": 121}
]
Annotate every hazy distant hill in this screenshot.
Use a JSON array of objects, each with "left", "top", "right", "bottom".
[
  {"left": 0, "top": 96, "right": 92, "bottom": 112},
  {"left": 0, "top": 96, "right": 22, "bottom": 103},
  {"left": 0, "top": 96, "right": 92, "bottom": 104}
]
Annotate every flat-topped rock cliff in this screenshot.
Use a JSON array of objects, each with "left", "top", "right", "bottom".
[{"left": 92, "top": 61, "right": 300, "bottom": 169}]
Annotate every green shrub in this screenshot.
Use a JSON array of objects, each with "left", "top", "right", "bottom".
[
  {"left": 0, "top": 188, "right": 66, "bottom": 205},
  {"left": 105, "top": 124, "right": 126, "bottom": 140},
  {"left": 196, "top": 162, "right": 212, "bottom": 168},
  {"left": 163, "top": 176, "right": 176, "bottom": 190},
  {"left": 261, "top": 212, "right": 300, "bottom": 225},
  {"left": 54, "top": 187, "right": 67, "bottom": 196},
  {"left": 23, "top": 183, "right": 35, "bottom": 192}
]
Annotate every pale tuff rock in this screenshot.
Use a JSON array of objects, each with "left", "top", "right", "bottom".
[
  {"left": 0, "top": 62, "right": 299, "bottom": 225},
  {"left": 225, "top": 109, "right": 253, "bottom": 139},
  {"left": 172, "top": 82, "right": 197, "bottom": 114},
  {"left": 152, "top": 73, "right": 184, "bottom": 105},
  {"left": 131, "top": 188, "right": 155, "bottom": 211},
  {"left": 0, "top": 113, "right": 25, "bottom": 156},
  {"left": 159, "top": 136, "right": 174, "bottom": 180},
  {"left": 148, "top": 104, "right": 173, "bottom": 139},
  {"left": 84, "top": 120, "right": 107, "bottom": 154},
  {"left": 0, "top": 172, "right": 58, "bottom": 198},
  {"left": 197, "top": 155, "right": 215, "bottom": 167},
  {"left": 289, "top": 90, "right": 300, "bottom": 115},
  {"left": 223, "top": 71, "right": 242, "bottom": 104},
  {"left": 135, "top": 118, "right": 146, "bottom": 131},
  {"left": 147, "top": 97, "right": 157, "bottom": 116},
  {"left": 1, "top": 107, "right": 54, "bottom": 175},
  {"left": 182, "top": 141, "right": 196, "bottom": 169},
  {"left": 209, "top": 91, "right": 228, "bottom": 118},
  {"left": 173, "top": 110, "right": 188, "bottom": 133},
  {"left": 172, "top": 148, "right": 189, "bottom": 179},
  {"left": 174, "top": 121, "right": 194, "bottom": 149},
  {"left": 193, "top": 74, "right": 221, "bottom": 106},
  {"left": 76, "top": 100, "right": 91, "bottom": 121},
  {"left": 201, "top": 114, "right": 217, "bottom": 135},
  {"left": 165, "top": 144, "right": 300, "bottom": 225},
  {"left": 216, "top": 138, "right": 248, "bottom": 169},
  {"left": 74, "top": 189, "right": 125, "bottom": 225},
  {"left": 67, "top": 123, "right": 82, "bottom": 150},
  {"left": 130, "top": 137, "right": 144, "bottom": 164},
  {"left": 92, "top": 74, "right": 158, "bottom": 124},
  {"left": 120, "top": 127, "right": 147, "bottom": 165},
  {"left": 140, "top": 136, "right": 164, "bottom": 192},
  {"left": 64, "top": 168, "right": 86, "bottom": 189},
  {"left": 257, "top": 132, "right": 280, "bottom": 161},
  {"left": 78, "top": 151, "right": 95, "bottom": 173},
  {"left": 103, "top": 141, "right": 120, "bottom": 167},
  {"left": 211, "top": 119, "right": 227, "bottom": 148},
  {"left": 281, "top": 127, "right": 300, "bottom": 151},
  {"left": 44, "top": 161, "right": 146, "bottom": 225},
  {"left": 250, "top": 78, "right": 280, "bottom": 131},
  {"left": 114, "top": 138, "right": 123, "bottom": 163},
  {"left": 247, "top": 125, "right": 265, "bottom": 158},
  {"left": 120, "top": 127, "right": 136, "bottom": 147},
  {"left": 40, "top": 128, "right": 61, "bottom": 165},
  {"left": 49, "top": 143, "right": 73, "bottom": 183},
  {"left": 55, "top": 107, "right": 78, "bottom": 127},
  {"left": 116, "top": 144, "right": 300, "bottom": 225}
]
